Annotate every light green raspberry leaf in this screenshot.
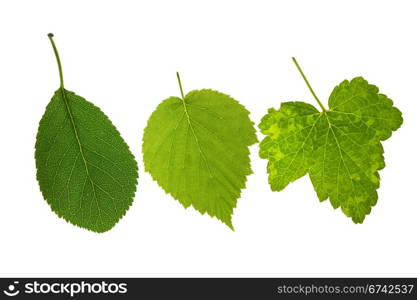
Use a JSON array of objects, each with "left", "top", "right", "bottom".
[
  {"left": 143, "top": 73, "right": 257, "bottom": 229},
  {"left": 35, "top": 34, "right": 138, "bottom": 233},
  {"left": 259, "top": 58, "right": 402, "bottom": 223}
]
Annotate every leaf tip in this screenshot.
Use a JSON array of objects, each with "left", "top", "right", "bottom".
[{"left": 223, "top": 217, "right": 235, "bottom": 231}]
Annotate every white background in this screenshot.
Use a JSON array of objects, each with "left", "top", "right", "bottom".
[{"left": 0, "top": 0, "right": 416, "bottom": 277}]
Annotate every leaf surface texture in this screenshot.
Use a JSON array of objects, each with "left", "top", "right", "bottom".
[
  {"left": 36, "top": 89, "right": 138, "bottom": 232},
  {"left": 259, "top": 77, "right": 402, "bottom": 222},
  {"left": 143, "top": 89, "right": 257, "bottom": 228}
]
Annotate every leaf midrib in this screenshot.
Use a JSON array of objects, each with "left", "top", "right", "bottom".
[
  {"left": 60, "top": 88, "right": 105, "bottom": 226},
  {"left": 180, "top": 97, "right": 214, "bottom": 178},
  {"left": 323, "top": 111, "right": 358, "bottom": 201}
]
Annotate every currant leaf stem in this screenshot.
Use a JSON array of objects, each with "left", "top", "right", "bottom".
[{"left": 292, "top": 57, "right": 327, "bottom": 112}]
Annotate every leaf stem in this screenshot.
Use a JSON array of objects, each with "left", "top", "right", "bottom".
[
  {"left": 176, "top": 72, "right": 185, "bottom": 99},
  {"left": 292, "top": 57, "right": 326, "bottom": 112},
  {"left": 48, "top": 33, "right": 64, "bottom": 88}
]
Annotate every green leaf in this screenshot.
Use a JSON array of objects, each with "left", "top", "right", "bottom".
[
  {"left": 35, "top": 34, "right": 138, "bottom": 233},
  {"left": 142, "top": 73, "right": 257, "bottom": 229},
  {"left": 259, "top": 58, "right": 402, "bottom": 223}
]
